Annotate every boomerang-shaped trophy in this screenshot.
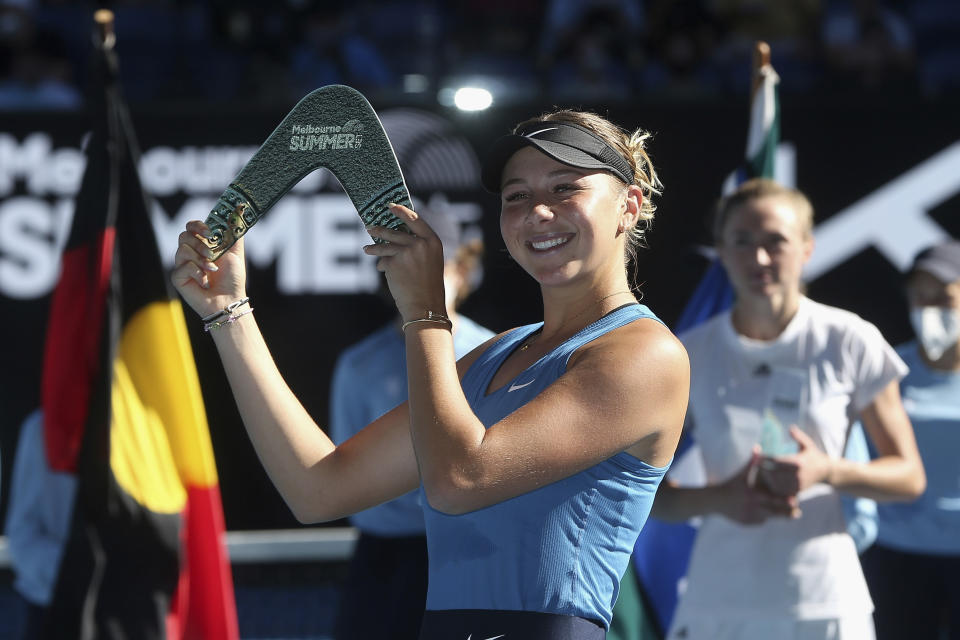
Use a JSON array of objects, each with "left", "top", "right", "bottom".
[{"left": 200, "top": 84, "right": 412, "bottom": 260}]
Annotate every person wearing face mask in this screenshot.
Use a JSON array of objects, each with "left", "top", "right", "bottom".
[
  {"left": 862, "top": 239, "right": 960, "bottom": 640},
  {"left": 652, "top": 178, "right": 926, "bottom": 640}
]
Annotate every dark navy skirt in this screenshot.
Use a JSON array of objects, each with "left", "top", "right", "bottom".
[{"left": 418, "top": 609, "right": 605, "bottom": 639}]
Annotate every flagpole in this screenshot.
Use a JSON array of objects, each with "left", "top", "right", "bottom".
[
  {"left": 752, "top": 40, "right": 771, "bottom": 96},
  {"left": 94, "top": 8, "right": 115, "bottom": 49}
]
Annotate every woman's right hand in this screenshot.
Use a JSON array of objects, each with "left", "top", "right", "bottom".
[
  {"left": 715, "top": 446, "right": 801, "bottom": 524},
  {"left": 171, "top": 220, "right": 248, "bottom": 318}
]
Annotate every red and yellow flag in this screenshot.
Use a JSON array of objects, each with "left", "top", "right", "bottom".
[{"left": 41, "top": 10, "right": 238, "bottom": 640}]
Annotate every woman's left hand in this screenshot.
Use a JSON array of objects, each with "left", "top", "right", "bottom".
[
  {"left": 761, "top": 426, "right": 834, "bottom": 495},
  {"left": 363, "top": 203, "right": 447, "bottom": 323}
]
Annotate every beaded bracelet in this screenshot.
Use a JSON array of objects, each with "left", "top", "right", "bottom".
[
  {"left": 204, "top": 307, "right": 254, "bottom": 332},
  {"left": 202, "top": 297, "right": 252, "bottom": 332},
  {"left": 401, "top": 310, "right": 452, "bottom": 332}
]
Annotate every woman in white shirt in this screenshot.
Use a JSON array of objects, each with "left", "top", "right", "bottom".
[{"left": 652, "top": 178, "right": 925, "bottom": 640}]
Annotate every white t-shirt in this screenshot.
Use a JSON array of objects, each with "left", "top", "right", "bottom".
[{"left": 672, "top": 296, "right": 907, "bottom": 621}]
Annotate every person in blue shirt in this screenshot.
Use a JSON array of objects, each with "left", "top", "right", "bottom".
[
  {"left": 171, "top": 109, "right": 690, "bottom": 639},
  {"left": 842, "top": 423, "right": 879, "bottom": 555},
  {"left": 4, "top": 409, "right": 77, "bottom": 640},
  {"left": 863, "top": 239, "right": 960, "bottom": 640},
  {"left": 328, "top": 204, "right": 494, "bottom": 640}
]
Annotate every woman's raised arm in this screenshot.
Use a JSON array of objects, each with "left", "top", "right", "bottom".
[{"left": 172, "top": 221, "right": 420, "bottom": 523}]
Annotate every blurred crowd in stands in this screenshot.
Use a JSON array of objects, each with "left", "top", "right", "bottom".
[{"left": 0, "top": 0, "right": 958, "bottom": 110}]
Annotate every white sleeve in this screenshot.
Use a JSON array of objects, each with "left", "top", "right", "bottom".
[
  {"left": 843, "top": 318, "right": 909, "bottom": 413},
  {"left": 671, "top": 329, "right": 709, "bottom": 488}
]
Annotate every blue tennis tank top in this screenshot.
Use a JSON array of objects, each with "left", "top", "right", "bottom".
[{"left": 422, "top": 304, "right": 672, "bottom": 629}]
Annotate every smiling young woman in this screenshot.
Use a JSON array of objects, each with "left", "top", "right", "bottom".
[{"left": 171, "top": 109, "right": 688, "bottom": 639}]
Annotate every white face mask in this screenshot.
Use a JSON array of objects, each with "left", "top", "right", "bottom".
[{"left": 910, "top": 306, "right": 960, "bottom": 361}]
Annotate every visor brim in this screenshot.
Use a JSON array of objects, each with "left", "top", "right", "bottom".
[{"left": 481, "top": 136, "right": 623, "bottom": 193}]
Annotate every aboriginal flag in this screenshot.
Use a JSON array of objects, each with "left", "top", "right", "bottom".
[{"left": 40, "top": 12, "right": 238, "bottom": 640}]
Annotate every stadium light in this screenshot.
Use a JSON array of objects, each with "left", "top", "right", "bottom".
[{"left": 452, "top": 87, "right": 493, "bottom": 111}]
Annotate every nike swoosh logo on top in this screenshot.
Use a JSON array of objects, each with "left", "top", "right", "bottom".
[
  {"left": 523, "top": 127, "right": 557, "bottom": 138},
  {"left": 508, "top": 380, "right": 535, "bottom": 392},
  {"left": 466, "top": 635, "right": 505, "bottom": 640}
]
